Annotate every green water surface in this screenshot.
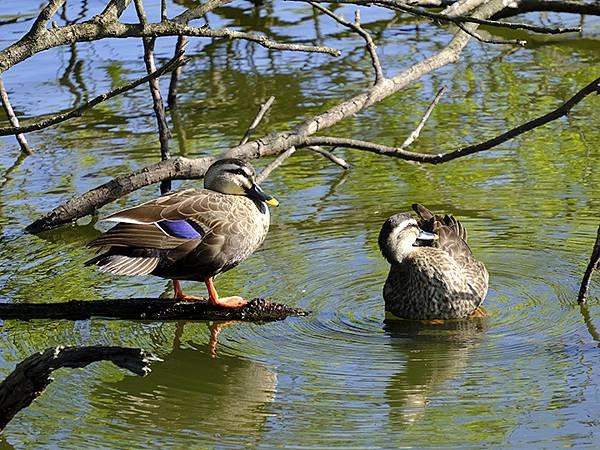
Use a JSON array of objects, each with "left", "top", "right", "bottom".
[{"left": 0, "top": 1, "right": 599, "bottom": 448}]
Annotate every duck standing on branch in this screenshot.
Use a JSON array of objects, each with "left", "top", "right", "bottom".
[
  {"left": 85, "top": 158, "right": 279, "bottom": 309},
  {"left": 378, "top": 204, "right": 488, "bottom": 320}
]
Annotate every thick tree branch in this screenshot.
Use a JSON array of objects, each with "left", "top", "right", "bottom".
[
  {"left": 494, "top": 0, "right": 600, "bottom": 19},
  {"left": 578, "top": 225, "right": 600, "bottom": 303},
  {"left": 0, "top": 78, "right": 33, "bottom": 153},
  {"left": 0, "top": 20, "right": 340, "bottom": 75},
  {"left": 27, "top": 0, "right": 66, "bottom": 37},
  {"left": 27, "top": 0, "right": 511, "bottom": 232},
  {"left": 0, "top": 346, "right": 157, "bottom": 431},
  {"left": 0, "top": 298, "right": 308, "bottom": 321},
  {"left": 0, "top": 50, "right": 186, "bottom": 136}
]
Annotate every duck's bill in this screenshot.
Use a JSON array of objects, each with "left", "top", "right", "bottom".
[
  {"left": 247, "top": 184, "right": 279, "bottom": 206},
  {"left": 415, "top": 229, "right": 438, "bottom": 244}
]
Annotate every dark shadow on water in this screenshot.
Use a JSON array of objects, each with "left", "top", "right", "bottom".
[{"left": 383, "top": 317, "right": 488, "bottom": 426}]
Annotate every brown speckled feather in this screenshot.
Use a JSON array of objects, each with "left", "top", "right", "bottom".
[
  {"left": 380, "top": 205, "right": 489, "bottom": 320},
  {"left": 87, "top": 188, "right": 270, "bottom": 281}
]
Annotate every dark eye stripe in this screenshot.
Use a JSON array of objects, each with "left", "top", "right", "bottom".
[{"left": 226, "top": 168, "right": 251, "bottom": 177}]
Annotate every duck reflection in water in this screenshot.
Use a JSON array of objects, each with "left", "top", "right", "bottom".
[
  {"left": 90, "top": 322, "right": 277, "bottom": 442},
  {"left": 383, "top": 316, "right": 488, "bottom": 425}
]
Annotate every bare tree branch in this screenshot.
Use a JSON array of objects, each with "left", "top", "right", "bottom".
[
  {"left": 173, "top": 0, "right": 233, "bottom": 24},
  {"left": 27, "top": 0, "right": 66, "bottom": 37},
  {"left": 494, "top": 0, "right": 600, "bottom": 19},
  {"left": 399, "top": 85, "right": 445, "bottom": 150},
  {"left": 100, "top": 0, "right": 133, "bottom": 21},
  {"left": 134, "top": 0, "right": 172, "bottom": 193},
  {"left": 0, "top": 50, "right": 187, "bottom": 136},
  {"left": 578, "top": 225, "right": 600, "bottom": 303},
  {"left": 307, "top": 146, "right": 351, "bottom": 169},
  {"left": 167, "top": 36, "right": 187, "bottom": 108},
  {"left": 308, "top": 2, "right": 384, "bottom": 84},
  {"left": 240, "top": 96, "right": 276, "bottom": 145},
  {"left": 327, "top": 0, "right": 581, "bottom": 34},
  {"left": 257, "top": 147, "right": 297, "bottom": 184},
  {"left": 300, "top": 75, "right": 600, "bottom": 163},
  {"left": 26, "top": 0, "right": 513, "bottom": 232},
  {"left": 0, "top": 298, "right": 308, "bottom": 321},
  {"left": 0, "top": 77, "right": 33, "bottom": 154},
  {"left": 0, "top": 346, "right": 158, "bottom": 431},
  {"left": 0, "top": 21, "right": 340, "bottom": 75},
  {"left": 455, "top": 20, "right": 527, "bottom": 46}
]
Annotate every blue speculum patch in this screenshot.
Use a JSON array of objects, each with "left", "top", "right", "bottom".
[{"left": 157, "top": 220, "right": 203, "bottom": 239}]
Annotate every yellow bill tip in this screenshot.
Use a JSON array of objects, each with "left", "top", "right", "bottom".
[{"left": 266, "top": 197, "right": 279, "bottom": 207}]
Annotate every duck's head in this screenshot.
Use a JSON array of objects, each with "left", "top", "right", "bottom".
[
  {"left": 378, "top": 213, "right": 437, "bottom": 264},
  {"left": 204, "top": 158, "right": 279, "bottom": 206}
]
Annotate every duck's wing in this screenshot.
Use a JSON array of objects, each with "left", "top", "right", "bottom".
[
  {"left": 412, "top": 203, "right": 473, "bottom": 265},
  {"left": 89, "top": 188, "right": 215, "bottom": 250}
]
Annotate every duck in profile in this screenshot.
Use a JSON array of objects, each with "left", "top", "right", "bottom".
[
  {"left": 378, "top": 204, "right": 488, "bottom": 320},
  {"left": 85, "top": 158, "right": 279, "bottom": 308}
]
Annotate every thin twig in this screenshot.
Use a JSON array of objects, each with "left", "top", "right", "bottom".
[
  {"left": 578, "top": 225, "right": 600, "bottom": 303},
  {"left": 363, "top": 0, "right": 582, "bottom": 34},
  {"left": 257, "top": 147, "right": 297, "bottom": 184},
  {"left": 456, "top": 21, "right": 527, "bottom": 46},
  {"left": 0, "top": 51, "right": 186, "bottom": 136},
  {"left": 300, "top": 76, "right": 600, "bottom": 164},
  {"left": 307, "top": 146, "right": 351, "bottom": 169},
  {"left": 0, "top": 78, "right": 33, "bottom": 154},
  {"left": 167, "top": 36, "right": 188, "bottom": 108},
  {"left": 399, "top": 86, "right": 446, "bottom": 150},
  {"left": 240, "top": 96, "right": 275, "bottom": 145},
  {"left": 134, "top": 0, "right": 172, "bottom": 193},
  {"left": 308, "top": 2, "right": 384, "bottom": 84},
  {"left": 173, "top": 0, "right": 232, "bottom": 24},
  {"left": 161, "top": 0, "right": 168, "bottom": 21}
]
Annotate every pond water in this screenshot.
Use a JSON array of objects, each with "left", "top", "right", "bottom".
[{"left": 1, "top": 1, "right": 599, "bottom": 448}]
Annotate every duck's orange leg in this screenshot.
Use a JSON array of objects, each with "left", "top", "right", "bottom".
[
  {"left": 172, "top": 280, "right": 203, "bottom": 301},
  {"left": 204, "top": 277, "right": 248, "bottom": 309}
]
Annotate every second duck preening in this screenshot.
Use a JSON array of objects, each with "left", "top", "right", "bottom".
[{"left": 378, "top": 204, "right": 488, "bottom": 320}]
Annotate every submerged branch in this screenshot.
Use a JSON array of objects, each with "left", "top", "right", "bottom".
[
  {"left": 0, "top": 298, "right": 308, "bottom": 321},
  {"left": 0, "top": 346, "right": 157, "bottom": 431}
]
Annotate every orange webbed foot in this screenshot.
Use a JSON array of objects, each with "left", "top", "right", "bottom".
[{"left": 209, "top": 295, "right": 248, "bottom": 309}]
